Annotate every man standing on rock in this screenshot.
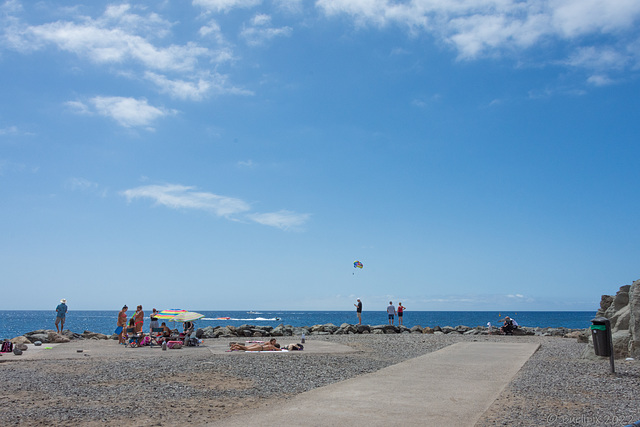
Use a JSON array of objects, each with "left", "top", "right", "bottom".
[
  {"left": 354, "top": 298, "right": 362, "bottom": 325},
  {"left": 387, "top": 301, "right": 396, "bottom": 326},
  {"left": 55, "top": 299, "right": 68, "bottom": 333}
]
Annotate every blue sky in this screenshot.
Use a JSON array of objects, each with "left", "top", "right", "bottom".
[{"left": 1, "top": 0, "right": 639, "bottom": 311}]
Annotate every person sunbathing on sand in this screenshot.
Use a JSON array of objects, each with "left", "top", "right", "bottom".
[{"left": 230, "top": 338, "right": 282, "bottom": 351}]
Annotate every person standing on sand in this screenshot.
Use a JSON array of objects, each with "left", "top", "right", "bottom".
[
  {"left": 134, "top": 305, "right": 144, "bottom": 333},
  {"left": 55, "top": 299, "right": 68, "bottom": 333},
  {"left": 149, "top": 308, "right": 159, "bottom": 335},
  {"left": 397, "top": 302, "right": 405, "bottom": 325},
  {"left": 117, "top": 305, "right": 128, "bottom": 344},
  {"left": 354, "top": 298, "right": 362, "bottom": 325},
  {"left": 387, "top": 301, "right": 396, "bottom": 326}
]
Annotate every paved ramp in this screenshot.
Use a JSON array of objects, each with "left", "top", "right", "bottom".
[{"left": 209, "top": 341, "right": 539, "bottom": 427}]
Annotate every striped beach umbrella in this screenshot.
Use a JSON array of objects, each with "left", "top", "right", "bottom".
[
  {"left": 170, "top": 311, "right": 205, "bottom": 323},
  {"left": 155, "top": 309, "right": 187, "bottom": 320}
]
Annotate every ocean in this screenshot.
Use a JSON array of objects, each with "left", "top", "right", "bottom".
[{"left": 0, "top": 310, "right": 597, "bottom": 339}]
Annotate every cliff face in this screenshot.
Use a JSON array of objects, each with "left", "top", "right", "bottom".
[{"left": 591, "top": 279, "right": 640, "bottom": 359}]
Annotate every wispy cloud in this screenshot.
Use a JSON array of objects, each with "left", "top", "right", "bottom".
[
  {"left": 0, "top": 125, "right": 19, "bottom": 135},
  {"left": 144, "top": 71, "right": 252, "bottom": 100},
  {"left": 194, "top": 0, "right": 262, "bottom": 14},
  {"left": 66, "top": 177, "right": 99, "bottom": 191},
  {"left": 316, "top": 0, "right": 640, "bottom": 75},
  {"left": 65, "top": 177, "right": 108, "bottom": 197},
  {"left": 122, "top": 184, "right": 250, "bottom": 217},
  {"left": 240, "top": 14, "right": 292, "bottom": 46},
  {"left": 247, "top": 210, "right": 310, "bottom": 230},
  {"left": 121, "top": 183, "right": 310, "bottom": 230},
  {"left": 66, "top": 96, "right": 176, "bottom": 129},
  {"left": 2, "top": 3, "right": 247, "bottom": 108},
  {"left": 0, "top": 159, "right": 38, "bottom": 176}
]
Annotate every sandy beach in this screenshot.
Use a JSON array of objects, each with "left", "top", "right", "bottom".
[{"left": 1, "top": 334, "right": 638, "bottom": 426}]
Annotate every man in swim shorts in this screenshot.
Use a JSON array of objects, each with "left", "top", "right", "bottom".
[
  {"left": 354, "top": 298, "right": 362, "bottom": 325},
  {"left": 387, "top": 301, "right": 396, "bottom": 326},
  {"left": 55, "top": 299, "right": 68, "bottom": 333}
]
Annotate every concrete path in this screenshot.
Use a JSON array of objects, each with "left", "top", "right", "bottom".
[{"left": 209, "top": 341, "right": 540, "bottom": 427}]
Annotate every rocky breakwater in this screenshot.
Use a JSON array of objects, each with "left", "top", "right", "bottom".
[
  {"left": 10, "top": 329, "right": 110, "bottom": 345},
  {"left": 195, "top": 322, "right": 579, "bottom": 339},
  {"left": 8, "top": 322, "right": 582, "bottom": 346},
  {"left": 584, "top": 279, "right": 640, "bottom": 359}
]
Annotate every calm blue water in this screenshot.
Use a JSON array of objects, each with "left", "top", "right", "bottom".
[{"left": 0, "top": 310, "right": 596, "bottom": 339}]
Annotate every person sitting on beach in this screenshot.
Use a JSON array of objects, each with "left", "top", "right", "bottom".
[
  {"left": 183, "top": 320, "right": 194, "bottom": 337},
  {"left": 127, "top": 317, "right": 144, "bottom": 346},
  {"left": 500, "top": 317, "right": 515, "bottom": 335},
  {"left": 155, "top": 322, "right": 171, "bottom": 343},
  {"left": 229, "top": 338, "right": 282, "bottom": 352}
]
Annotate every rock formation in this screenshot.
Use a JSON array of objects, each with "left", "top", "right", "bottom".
[{"left": 586, "top": 279, "right": 640, "bottom": 359}]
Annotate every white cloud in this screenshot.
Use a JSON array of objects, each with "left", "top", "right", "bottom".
[
  {"left": 68, "top": 96, "right": 175, "bottom": 129},
  {"left": 199, "top": 19, "right": 226, "bottom": 44},
  {"left": 65, "top": 100, "right": 91, "bottom": 115},
  {"left": 0, "top": 159, "right": 38, "bottom": 176},
  {"left": 92, "top": 96, "right": 174, "bottom": 128},
  {"left": 145, "top": 72, "right": 214, "bottom": 101},
  {"left": 565, "top": 46, "right": 629, "bottom": 71},
  {"left": 122, "top": 184, "right": 251, "bottom": 217},
  {"left": 144, "top": 71, "right": 252, "bottom": 100},
  {"left": 506, "top": 294, "right": 525, "bottom": 299},
  {"left": 315, "top": 0, "right": 640, "bottom": 73},
  {"left": 274, "top": 0, "right": 303, "bottom": 14},
  {"left": 66, "top": 177, "right": 99, "bottom": 191},
  {"left": 2, "top": 4, "right": 244, "bottom": 101},
  {"left": 551, "top": 0, "right": 640, "bottom": 37},
  {"left": 193, "top": 0, "right": 262, "bottom": 13},
  {"left": 587, "top": 74, "right": 615, "bottom": 86},
  {"left": 240, "top": 14, "right": 292, "bottom": 46},
  {"left": 122, "top": 183, "right": 310, "bottom": 230},
  {"left": 0, "top": 125, "right": 19, "bottom": 135},
  {"left": 247, "top": 210, "right": 310, "bottom": 230},
  {"left": 28, "top": 20, "right": 209, "bottom": 72}
]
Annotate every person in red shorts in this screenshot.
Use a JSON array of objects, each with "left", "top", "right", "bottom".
[{"left": 397, "top": 302, "right": 406, "bottom": 325}]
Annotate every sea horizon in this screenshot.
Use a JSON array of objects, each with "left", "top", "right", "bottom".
[{"left": 1, "top": 310, "right": 597, "bottom": 339}]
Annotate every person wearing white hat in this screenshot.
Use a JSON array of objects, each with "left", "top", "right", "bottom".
[
  {"left": 354, "top": 298, "right": 362, "bottom": 325},
  {"left": 55, "top": 299, "right": 68, "bottom": 333}
]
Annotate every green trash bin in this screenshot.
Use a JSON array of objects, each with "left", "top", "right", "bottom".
[{"left": 591, "top": 318, "right": 611, "bottom": 357}]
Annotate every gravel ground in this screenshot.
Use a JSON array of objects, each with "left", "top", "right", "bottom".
[{"left": 1, "top": 334, "right": 638, "bottom": 426}]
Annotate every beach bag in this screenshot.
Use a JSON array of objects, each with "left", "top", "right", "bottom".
[{"left": 1, "top": 341, "right": 13, "bottom": 353}]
